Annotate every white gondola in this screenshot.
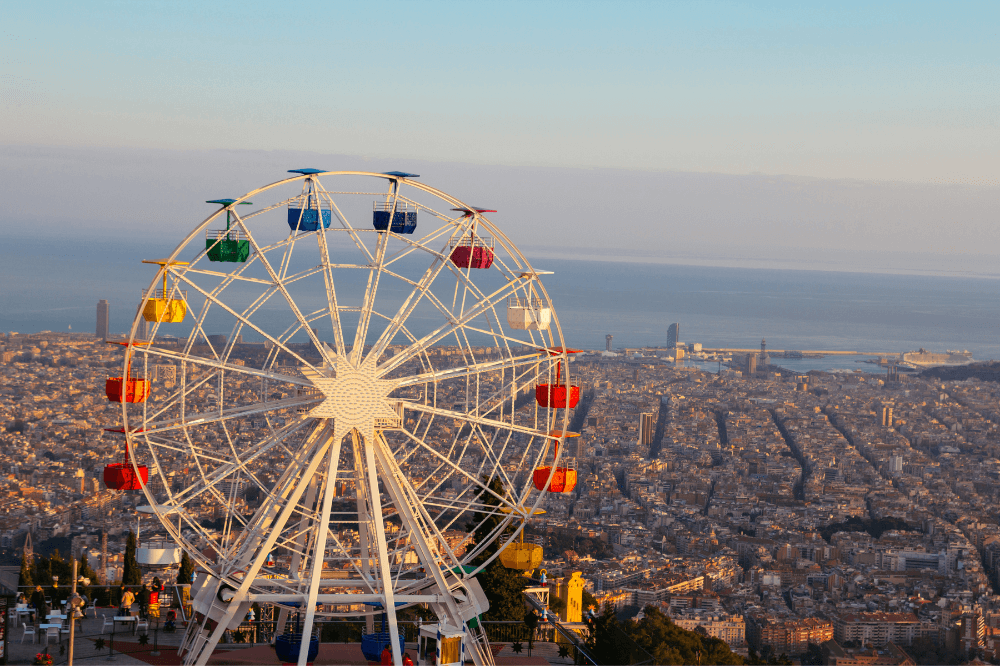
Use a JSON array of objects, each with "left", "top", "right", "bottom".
[
  {"left": 417, "top": 623, "right": 466, "bottom": 666},
  {"left": 506, "top": 296, "right": 551, "bottom": 330}
]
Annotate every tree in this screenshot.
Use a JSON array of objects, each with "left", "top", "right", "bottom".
[
  {"left": 34, "top": 553, "right": 52, "bottom": 586},
  {"left": 177, "top": 550, "right": 195, "bottom": 585},
  {"left": 49, "top": 549, "right": 72, "bottom": 581},
  {"left": 469, "top": 476, "right": 526, "bottom": 622},
  {"left": 18, "top": 549, "right": 33, "bottom": 589},
  {"left": 78, "top": 554, "right": 98, "bottom": 583},
  {"left": 589, "top": 605, "right": 744, "bottom": 666},
  {"left": 122, "top": 530, "right": 141, "bottom": 587}
]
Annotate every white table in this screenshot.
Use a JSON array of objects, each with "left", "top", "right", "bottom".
[
  {"left": 113, "top": 615, "right": 138, "bottom": 634},
  {"left": 38, "top": 623, "right": 61, "bottom": 644},
  {"left": 15, "top": 608, "right": 33, "bottom": 626}
]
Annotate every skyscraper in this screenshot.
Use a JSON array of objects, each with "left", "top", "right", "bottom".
[
  {"left": 96, "top": 300, "right": 110, "bottom": 340},
  {"left": 135, "top": 304, "right": 148, "bottom": 340},
  {"left": 639, "top": 412, "right": 655, "bottom": 448},
  {"left": 605, "top": 334, "right": 613, "bottom": 352},
  {"left": 667, "top": 323, "right": 680, "bottom": 347}
]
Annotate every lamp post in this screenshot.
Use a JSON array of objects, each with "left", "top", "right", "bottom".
[{"left": 66, "top": 561, "right": 86, "bottom": 666}]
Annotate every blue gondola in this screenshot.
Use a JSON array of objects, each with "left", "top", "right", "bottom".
[
  {"left": 361, "top": 606, "right": 406, "bottom": 661},
  {"left": 373, "top": 201, "right": 417, "bottom": 234},
  {"left": 288, "top": 194, "right": 332, "bottom": 232},
  {"left": 274, "top": 633, "right": 319, "bottom": 663}
]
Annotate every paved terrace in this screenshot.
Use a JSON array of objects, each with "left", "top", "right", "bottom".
[{"left": 6, "top": 609, "right": 559, "bottom": 665}]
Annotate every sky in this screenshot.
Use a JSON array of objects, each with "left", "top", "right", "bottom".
[{"left": 1, "top": 1, "right": 999, "bottom": 271}]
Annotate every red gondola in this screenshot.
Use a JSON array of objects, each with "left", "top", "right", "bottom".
[
  {"left": 103, "top": 430, "right": 148, "bottom": 491},
  {"left": 449, "top": 208, "right": 496, "bottom": 269},
  {"left": 105, "top": 341, "right": 151, "bottom": 403},
  {"left": 535, "top": 347, "right": 583, "bottom": 409}
]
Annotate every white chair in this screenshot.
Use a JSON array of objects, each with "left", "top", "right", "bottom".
[
  {"left": 89, "top": 601, "right": 99, "bottom": 618},
  {"left": 8, "top": 607, "right": 17, "bottom": 627},
  {"left": 136, "top": 618, "right": 149, "bottom": 633},
  {"left": 44, "top": 625, "right": 60, "bottom": 645},
  {"left": 101, "top": 615, "right": 114, "bottom": 634},
  {"left": 20, "top": 624, "right": 35, "bottom": 643}
]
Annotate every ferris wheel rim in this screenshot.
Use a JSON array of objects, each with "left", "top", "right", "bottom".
[{"left": 116, "top": 169, "right": 576, "bottom": 615}]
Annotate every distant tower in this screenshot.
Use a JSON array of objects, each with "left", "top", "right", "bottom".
[
  {"left": 135, "top": 304, "right": 148, "bottom": 340},
  {"left": 667, "top": 323, "right": 680, "bottom": 347},
  {"left": 96, "top": 300, "right": 110, "bottom": 340},
  {"left": 887, "top": 363, "right": 899, "bottom": 382},
  {"left": 882, "top": 406, "right": 894, "bottom": 428},
  {"left": 605, "top": 334, "right": 613, "bottom": 352},
  {"left": 99, "top": 530, "right": 108, "bottom": 584},
  {"left": 760, "top": 338, "right": 769, "bottom": 365},
  {"left": 639, "top": 412, "right": 655, "bottom": 448},
  {"left": 747, "top": 354, "right": 757, "bottom": 375}
]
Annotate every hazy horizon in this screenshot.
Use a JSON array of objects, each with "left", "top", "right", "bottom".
[{"left": 2, "top": 143, "right": 999, "bottom": 278}]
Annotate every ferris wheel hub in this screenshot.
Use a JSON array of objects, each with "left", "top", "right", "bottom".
[{"left": 304, "top": 357, "right": 400, "bottom": 443}]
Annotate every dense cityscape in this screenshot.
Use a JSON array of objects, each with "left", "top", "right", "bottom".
[{"left": 6, "top": 322, "right": 1000, "bottom": 665}]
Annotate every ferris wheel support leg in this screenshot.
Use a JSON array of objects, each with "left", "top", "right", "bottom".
[
  {"left": 360, "top": 429, "right": 404, "bottom": 666},
  {"left": 187, "top": 427, "right": 336, "bottom": 666},
  {"left": 297, "top": 437, "right": 343, "bottom": 666},
  {"left": 371, "top": 435, "right": 492, "bottom": 666},
  {"left": 279, "top": 476, "right": 319, "bottom": 636},
  {"left": 351, "top": 433, "right": 376, "bottom": 635}
]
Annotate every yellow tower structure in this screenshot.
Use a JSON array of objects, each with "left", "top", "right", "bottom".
[{"left": 550, "top": 571, "right": 586, "bottom": 623}]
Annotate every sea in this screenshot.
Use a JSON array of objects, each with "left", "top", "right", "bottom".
[{"left": 3, "top": 233, "right": 999, "bottom": 374}]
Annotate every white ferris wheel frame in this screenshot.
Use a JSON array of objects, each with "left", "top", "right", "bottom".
[{"left": 114, "top": 171, "right": 576, "bottom": 666}]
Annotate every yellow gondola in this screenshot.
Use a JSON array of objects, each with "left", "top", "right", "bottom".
[
  {"left": 141, "top": 259, "right": 189, "bottom": 323},
  {"left": 498, "top": 507, "right": 545, "bottom": 571}
]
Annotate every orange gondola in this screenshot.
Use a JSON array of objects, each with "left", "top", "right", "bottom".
[{"left": 532, "top": 433, "right": 579, "bottom": 494}]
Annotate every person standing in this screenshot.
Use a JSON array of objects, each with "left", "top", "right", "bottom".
[
  {"left": 30, "top": 585, "right": 45, "bottom": 623},
  {"left": 138, "top": 583, "right": 150, "bottom": 620},
  {"left": 120, "top": 586, "right": 136, "bottom": 616}
]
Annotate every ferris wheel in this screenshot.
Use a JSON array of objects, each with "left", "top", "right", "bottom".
[{"left": 103, "top": 170, "right": 581, "bottom": 666}]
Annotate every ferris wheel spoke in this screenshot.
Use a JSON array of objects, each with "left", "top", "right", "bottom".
[
  {"left": 400, "top": 399, "right": 548, "bottom": 441},
  {"left": 314, "top": 219, "right": 348, "bottom": 357},
  {"left": 152, "top": 415, "right": 316, "bottom": 510},
  {"left": 180, "top": 267, "right": 273, "bottom": 286},
  {"left": 373, "top": 435, "right": 471, "bottom": 604},
  {"left": 381, "top": 215, "right": 463, "bottom": 267},
  {"left": 366, "top": 252, "right": 452, "bottom": 363},
  {"left": 228, "top": 421, "right": 333, "bottom": 564},
  {"left": 350, "top": 228, "right": 389, "bottom": 364},
  {"left": 234, "top": 202, "right": 332, "bottom": 364},
  {"left": 377, "top": 277, "right": 530, "bottom": 377},
  {"left": 142, "top": 345, "right": 310, "bottom": 387},
  {"left": 142, "top": 395, "right": 320, "bottom": 435},
  {"left": 392, "top": 351, "right": 542, "bottom": 389},
  {"left": 314, "top": 179, "right": 375, "bottom": 264},
  {"left": 170, "top": 270, "right": 326, "bottom": 371},
  {"left": 395, "top": 425, "right": 513, "bottom": 509},
  {"left": 198, "top": 424, "right": 337, "bottom": 663}
]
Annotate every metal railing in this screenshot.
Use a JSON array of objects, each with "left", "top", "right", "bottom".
[
  {"left": 206, "top": 229, "right": 249, "bottom": 241},
  {"left": 508, "top": 296, "right": 546, "bottom": 309},
  {"left": 373, "top": 201, "right": 416, "bottom": 212},
  {"left": 450, "top": 236, "right": 495, "bottom": 249},
  {"left": 142, "top": 289, "right": 188, "bottom": 300}
]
